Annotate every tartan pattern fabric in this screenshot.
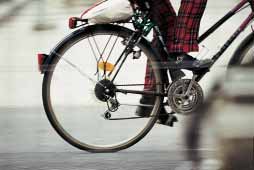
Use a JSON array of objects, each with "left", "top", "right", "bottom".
[
  {"left": 144, "top": 59, "right": 156, "bottom": 90},
  {"left": 170, "top": 0, "right": 207, "bottom": 52},
  {"left": 144, "top": 39, "right": 167, "bottom": 90},
  {"left": 142, "top": 0, "right": 207, "bottom": 90},
  {"left": 148, "top": 0, "right": 208, "bottom": 52}
]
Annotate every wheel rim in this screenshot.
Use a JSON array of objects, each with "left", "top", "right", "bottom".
[
  {"left": 44, "top": 28, "right": 162, "bottom": 151},
  {"left": 237, "top": 40, "right": 254, "bottom": 65}
]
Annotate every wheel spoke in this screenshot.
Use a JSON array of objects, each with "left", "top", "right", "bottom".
[
  {"left": 61, "top": 57, "right": 97, "bottom": 85},
  {"left": 91, "top": 34, "right": 103, "bottom": 61},
  {"left": 44, "top": 26, "right": 161, "bottom": 152},
  {"left": 101, "top": 34, "right": 114, "bottom": 58},
  {"left": 89, "top": 34, "right": 122, "bottom": 79},
  {"left": 88, "top": 37, "right": 99, "bottom": 62},
  {"left": 105, "top": 34, "right": 120, "bottom": 62},
  {"left": 88, "top": 37, "right": 101, "bottom": 81}
]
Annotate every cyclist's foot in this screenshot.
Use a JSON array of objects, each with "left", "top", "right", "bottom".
[
  {"left": 135, "top": 95, "right": 155, "bottom": 117},
  {"left": 177, "top": 52, "right": 213, "bottom": 68},
  {"left": 166, "top": 53, "right": 186, "bottom": 80},
  {"left": 170, "top": 52, "right": 197, "bottom": 61},
  {"left": 135, "top": 95, "right": 178, "bottom": 127},
  {"left": 169, "top": 69, "right": 185, "bottom": 81},
  {"left": 167, "top": 52, "right": 213, "bottom": 70},
  {"left": 156, "top": 111, "right": 178, "bottom": 127}
]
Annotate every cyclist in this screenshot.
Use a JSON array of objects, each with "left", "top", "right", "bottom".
[{"left": 132, "top": 0, "right": 208, "bottom": 125}]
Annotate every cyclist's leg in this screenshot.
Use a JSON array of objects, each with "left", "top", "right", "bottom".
[
  {"left": 143, "top": 0, "right": 176, "bottom": 91},
  {"left": 136, "top": 0, "right": 178, "bottom": 124},
  {"left": 142, "top": 0, "right": 209, "bottom": 92},
  {"left": 168, "top": 0, "right": 208, "bottom": 53}
]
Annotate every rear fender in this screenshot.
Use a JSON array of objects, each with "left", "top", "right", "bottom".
[{"left": 41, "top": 24, "right": 168, "bottom": 85}]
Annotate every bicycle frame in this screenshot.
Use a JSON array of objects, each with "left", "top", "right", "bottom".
[
  {"left": 115, "top": 0, "right": 254, "bottom": 97},
  {"left": 40, "top": 1, "right": 254, "bottom": 97},
  {"left": 155, "top": 0, "right": 254, "bottom": 81},
  {"left": 196, "top": 0, "right": 254, "bottom": 81}
]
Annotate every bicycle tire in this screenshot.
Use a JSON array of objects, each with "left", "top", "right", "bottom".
[
  {"left": 228, "top": 32, "right": 254, "bottom": 66},
  {"left": 42, "top": 24, "right": 164, "bottom": 153}
]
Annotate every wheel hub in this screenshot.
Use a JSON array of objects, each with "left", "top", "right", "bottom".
[{"left": 94, "top": 79, "right": 116, "bottom": 102}]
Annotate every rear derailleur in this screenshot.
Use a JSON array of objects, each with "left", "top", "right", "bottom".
[{"left": 102, "top": 97, "right": 120, "bottom": 120}]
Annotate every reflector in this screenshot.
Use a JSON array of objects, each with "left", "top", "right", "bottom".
[{"left": 98, "top": 62, "right": 115, "bottom": 72}]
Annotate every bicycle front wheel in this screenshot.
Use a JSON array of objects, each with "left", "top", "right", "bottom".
[
  {"left": 229, "top": 32, "right": 254, "bottom": 66},
  {"left": 42, "top": 24, "right": 163, "bottom": 152}
]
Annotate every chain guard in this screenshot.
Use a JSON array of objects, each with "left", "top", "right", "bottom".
[{"left": 168, "top": 79, "right": 204, "bottom": 115}]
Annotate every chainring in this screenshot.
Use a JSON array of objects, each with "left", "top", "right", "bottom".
[{"left": 168, "top": 79, "right": 204, "bottom": 114}]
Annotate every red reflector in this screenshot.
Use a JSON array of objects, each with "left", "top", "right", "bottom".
[
  {"left": 38, "top": 53, "right": 46, "bottom": 74},
  {"left": 69, "top": 17, "right": 77, "bottom": 29}
]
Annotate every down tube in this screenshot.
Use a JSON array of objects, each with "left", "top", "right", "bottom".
[
  {"left": 212, "top": 12, "right": 254, "bottom": 62},
  {"left": 197, "top": 12, "right": 254, "bottom": 82}
]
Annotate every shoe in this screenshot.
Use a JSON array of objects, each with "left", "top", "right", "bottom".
[
  {"left": 166, "top": 52, "right": 213, "bottom": 70},
  {"left": 157, "top": 111, "right": 178, "bottom": 127},
  {"left": 169, "top": 69, "right": 185, "bottom": 81},
  {"left": 167, "top": 53, "right": 187, "bottom": 81},
  {"left": 135, "top": 95, "right": 155, "bottom": 117},
  {"left": 156, "top": 107, "right": 178, "bottom": 127},
  {"left": 176, "top": 53, "right": 213, "bottom": 68},
  {"left": 170, "top": 52, "right": 196, "bottom": 61},
  {"left": 136, "top": 96, "right": 178, "bottom": 127}
]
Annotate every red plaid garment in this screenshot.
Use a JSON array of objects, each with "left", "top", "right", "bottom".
[{"left": 142, "top": 0, "right": 207, "bottom": 90}]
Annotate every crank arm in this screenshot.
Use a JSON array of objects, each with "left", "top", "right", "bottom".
[{"left": 185, "top": 75, "right": 198, "bottom": 96}]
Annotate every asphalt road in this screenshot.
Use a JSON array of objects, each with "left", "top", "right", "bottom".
[{"left": 0, "top": 107, "right": 218, "bottom": 170}]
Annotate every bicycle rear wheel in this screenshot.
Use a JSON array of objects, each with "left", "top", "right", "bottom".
[{"left": 42, "top": 24, "right": 163, "bottom": 152}]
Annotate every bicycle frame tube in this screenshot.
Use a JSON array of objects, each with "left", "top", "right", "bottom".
[
  {"left": 198, "top": 0, "right": 250, "bottom": 42},
  {"left": 112, "top": 1, "right": 254, "bottom": 97},
  {"left": 196, "top": 0, "right": 254, "bottom": 81}
]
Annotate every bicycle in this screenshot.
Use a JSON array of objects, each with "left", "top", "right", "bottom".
[{"left": 37, "top": 0, "right": 254, "bottom": 152}]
